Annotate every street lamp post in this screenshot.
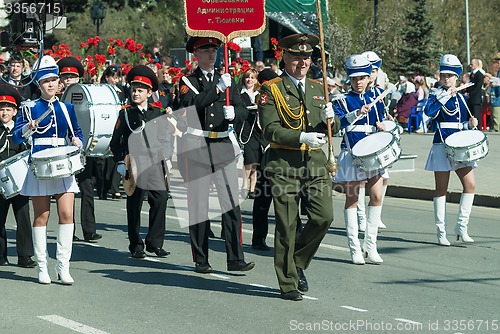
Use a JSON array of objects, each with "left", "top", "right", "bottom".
[
  {"left": 367, "top": 0, "right": 380, "bottom": 49},
  {"left": 90, "top": 0, "right": 107, "bottom": 53}
]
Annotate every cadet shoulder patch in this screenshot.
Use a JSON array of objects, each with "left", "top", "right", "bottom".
[
  {"left": 180, "top": 85, "right": 189, "bottom": 94},
  {"left": 259, "top": 92, "right": 268, "bottom": 106}
]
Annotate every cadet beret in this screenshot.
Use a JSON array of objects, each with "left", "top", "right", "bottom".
[
  {"left": 126, "top": 65, "right": 159, "bottom": 91},
  {"left": 278, "top": 34, "right": 319, "bottom": 57},
  {"left": 32, "top": 55, "right": 59, "bottom": 83},
  {"left": 0, "top": 84, "right": 23, "bottom": 107},
  {"left": 439, "top": 54, "right": 462, "bottom": 77},
  {"left": 186, "top": 37, "right": 222, "bottom": 53},
  {"left": 57, "top": 56, "right": 84, "bottom": 77},
  {"left": 345, "top": 55, "right": 372, "bottom": 78},
  {"left": 361, "top": 51, "right": 382, "bottom": 69}
]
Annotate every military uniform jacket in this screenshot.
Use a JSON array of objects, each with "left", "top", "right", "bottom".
[
  {"left": 0, "top": 123, "right": 29, "bottom": 161},
  {"left": 179, "top": 67, "right": 248, "bottom": 165},
  {"left": 425, "top": 85, "right": 471, "bottom": 144},
  {"left": 110, "top": 104, "right": 170, "bottom": 162},
  {"left": 259, "top": 74, "right": 340, "bottom": 177}
]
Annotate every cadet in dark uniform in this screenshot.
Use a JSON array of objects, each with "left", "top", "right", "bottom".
[
  {"left": 0, "top": 84, "right": 35, "bottom": 267},
  {"left": 57, "top": 57, "right": 102, "bottom": 242},
  {"left": 110, "top": 66, "right": 170, "bottom": 259},
  {"left": 179, "top": 36, "right": 255, "bottom": 273},
  {"left": 259, "top": 34, "right": 339, "bottom": 301}
]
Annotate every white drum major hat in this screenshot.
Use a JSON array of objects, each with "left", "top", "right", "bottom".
[
  {"left": 32, "top": 55, "right": 59, "bottom": 83},
  {"left": 361, "top": 51, "right": 382, "bottom": 69},
  {"left": 345, "top": 54, "right": 372, "bottom": 78},
  {"left": 439, "top": 54, "right": 462, "bottom": 77}
]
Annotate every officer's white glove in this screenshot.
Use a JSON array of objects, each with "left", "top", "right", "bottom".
[
  {"left": 117, "top": 161, "right": 127, "bottom": 176},
  {"left": 216, "top": 73, "right": 232, "bottom": 91},
  {"left": 299, "top": 132, "right": 326, "bottom": 148},
  {"left": 321, "top": 102, "right": 334, "bottom": 123},
  {"left": 223, "top": 105, "right": 235, "bottom": 121}
]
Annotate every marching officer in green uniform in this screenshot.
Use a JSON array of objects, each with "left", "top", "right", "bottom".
[{"left": 259, "top": 34, "right": 339, "bottom": 301}]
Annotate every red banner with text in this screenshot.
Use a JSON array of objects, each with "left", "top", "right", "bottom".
[{"left": 184, "top": 0, "right": 266, "bottom": 41}]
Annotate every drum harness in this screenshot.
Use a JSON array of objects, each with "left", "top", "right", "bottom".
[
  {"left": 340, "top": 91, "right": 382, "bottom": 154},
  {"left": 434, "top": 91, "right": 475, "bottom": 143},
  {"left": 22, "top": 100, "right": 79, "bottom": 150}
]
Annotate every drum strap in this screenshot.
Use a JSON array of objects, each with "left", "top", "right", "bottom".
[{"left": 59, "top": 102, "right": 75, "bottom": 139}]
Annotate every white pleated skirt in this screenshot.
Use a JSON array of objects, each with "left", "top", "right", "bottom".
[
  {"left": 20, "top": 167, "right": 80, "bottom": 197},
  {"left": 334, "top": 149, "right": 389, "bottom": 182},
  {"left": 424, "top": 143, "right": 477, "bottom": 171}
]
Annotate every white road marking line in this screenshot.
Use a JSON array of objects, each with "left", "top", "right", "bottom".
[
  {"left": 394, "top": 318, "right": 423, "bottom": 325},
  {"left": 210, "top": 273, "right": 230, "bottom": 280},
  {"left": 241, "top": 228, "right": 349, "bottom": 253},
  {"left": 38, "top": 315, "right": 109, "bottom": 334},
  {"left": 340, "top": 305, "right": 368, "bottom": 312},
  {"left": 302, "top": 295, "right": 318, "bottom": 300},
  {"left": 249, "top": 283, "right": 273, "bottom": 289}
]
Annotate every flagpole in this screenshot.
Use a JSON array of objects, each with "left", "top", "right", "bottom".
[{"left": 316, "top": 0, "right": 337, "bottom": 176}]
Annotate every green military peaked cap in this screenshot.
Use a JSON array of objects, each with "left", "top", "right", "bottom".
[{"left": 278, "top": 33, "right": 319, "bottom": 57}]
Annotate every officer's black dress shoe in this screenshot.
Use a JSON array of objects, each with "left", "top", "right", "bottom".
[
  {"left": 146, "top": 247, "right": 170, "bottom": 257},
  {"left": 0, "top": 257, "right": 9, "bottom": 266},
  {"left": 18, "top": 256, "right": 37, "bottom": 268},
  {"left": 227, "top": 260, "right": 255, "bottom": 272},
  {"left": 194, "top": 262, "right": 213, "bottom": 273},
  {"left": 252, "top": 243, "right": 271, "bottom": 251},
  {"left": 280, "top": 290, "right": 303, "bottom": 301},
  {"left": 84, "top": 233, "right": 102, "bottom": 242},
  {"left": 297, "top": 267, "right": 308, "bottom": 292},
  {"left": 131, "top": 250, "right": 146, "bottom": 258}
]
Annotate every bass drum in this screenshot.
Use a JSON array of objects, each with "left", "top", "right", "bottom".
[{"left": 62, "top": 83, "right": 121, "bottom": 157}]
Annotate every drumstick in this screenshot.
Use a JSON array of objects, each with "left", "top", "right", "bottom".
[
  {"left": 34, "top": 107, "right": 54, "bottom": 126},
  {"left": 352, "top": 88, "right": 394, "bottom": 124},
  {"left": 443, "top": 82, "right": 474, "bottom": 96},
  {"left": 22, "top": 106, "right": 54, "bottom": 138}
]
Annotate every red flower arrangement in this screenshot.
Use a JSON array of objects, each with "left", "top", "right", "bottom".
[{"left": 270, "top": 37, "right": 283, "bottom": 67}]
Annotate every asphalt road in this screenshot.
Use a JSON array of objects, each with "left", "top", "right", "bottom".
[{"left": 1, "top": 184, "right": 499, "bottom": 334}]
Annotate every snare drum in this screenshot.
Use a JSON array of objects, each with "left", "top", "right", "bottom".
[
  {"left": 0, "top": 150, "right": 29, "bottom": 199},
  {"left": 62, "top": 84, "right": 121, "bottom": 157},
  {"left": 31, "top": 146, "right": 85, "bottom": 179},
  {"left": 351, "top": 132, "right": 401, "bottom": 172},
  {"left": 382, "top": 120, "right": 402, "bottom": 142},
  {"left": 444, "top": 130, "right": 489, "bottom": 163}
]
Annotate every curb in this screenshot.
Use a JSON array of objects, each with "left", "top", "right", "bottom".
[{"left": 333, "top": 183, "right": 500, "bottom": 208}]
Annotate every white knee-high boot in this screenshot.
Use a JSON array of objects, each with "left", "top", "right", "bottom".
[
  {"left": 455, "top": 193, "right": 475, "bottom": 243},
  {"left": 378, "top": 184, "right": 388, "bottom": 229},
  {"left": 32, "top": 226, "right": 51, "bottom": 284},
  {"left": 56, "top": 224, "right": 74, "bottom": 285},
  {"left": 344, "top": 208, "right": 365, "bottom": 265},
  {"left": 357, "top": 187, "right": 366, "bottom": 232},
  {"left": 433, "top": 196, "right": 450, "bottom": 246},
  {"left": 363, "top": 206, "right": 383, "bottom": 264}
]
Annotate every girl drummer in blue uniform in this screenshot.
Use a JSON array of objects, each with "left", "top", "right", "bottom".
[
  {"left": 424, "top": 54, "right": 479, "bottom": 246},
  {"left": 12, "top": 55, "right": 84, "bottom": 285},
  {"left": 332, "top": 54, "right": 388, "bottom": 265}
]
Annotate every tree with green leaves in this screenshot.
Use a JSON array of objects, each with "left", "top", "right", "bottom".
[{"left": 394, "top": 0, "right": 436, "bottom": 77}]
